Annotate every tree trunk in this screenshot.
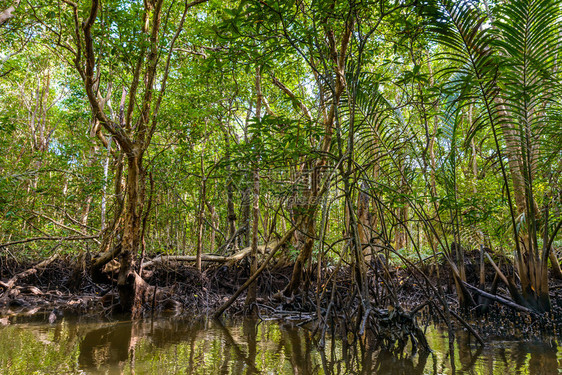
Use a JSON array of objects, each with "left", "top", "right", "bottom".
[
  {"left": 500, "top": 119, "right": 550, "bottom": 312},
  {"left": 245, "top": 167, "right": 260, "bottom": 311},
  {"left": 284, "top": 208, "right": 315, "bottom": 297},
  {"left": 283, "top": 17, "right": 352, "bottom": 295},
  {"left": 100, "top": 138, "right": 113, "bottom": 231},
  {"left": 549, "top": 247, "right": 562, "bottom": 279},
  {"left": 117, "top": 152, "right": 146, "bottom": 317},
  {"left": 395, "top": 162, "right": 409, "bottom": 251},
  {"left": 246, "top": 66, "right": 263, "bottom": 312},
  {"left": 196, "top": 175, "right": 206, "bottom": 273},
  {"left": 224, "top": 131, "right": 236, "bottom": 242},
  {"left": 356, "top": 185, "right": 372, "bottom": 262}
]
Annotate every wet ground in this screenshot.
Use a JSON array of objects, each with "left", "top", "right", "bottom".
[
  {"left": 3, "top": 254, "right": 562, "bottom": 375},
  {"left": 2, "top": 256, "right": 562, "bottom": 341},
  {"left": 0, "top": 315, "right": 561, "bottom": 374}
]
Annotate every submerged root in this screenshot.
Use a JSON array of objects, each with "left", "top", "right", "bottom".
[
  {"left": 2, "top": 253, "right": 562, "bottom": 344},
  {"left": 370, "top": 306, "right": 431, "bottom": 354}
]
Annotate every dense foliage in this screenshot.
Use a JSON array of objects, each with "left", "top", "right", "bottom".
[{"left": 0, "top": 0, "right": 561, "bottom": 315}]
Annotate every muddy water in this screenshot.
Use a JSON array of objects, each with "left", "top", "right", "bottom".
[{"left": 0, "top": 315, "right": 560, "bottom": 374}]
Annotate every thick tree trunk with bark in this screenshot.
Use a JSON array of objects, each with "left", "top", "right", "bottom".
[
  {"left": 65, "top": 0, "right": 202, "bottom": 316},
  {"left": 117, "top": 152, "right": 146, "bottom": 316}
]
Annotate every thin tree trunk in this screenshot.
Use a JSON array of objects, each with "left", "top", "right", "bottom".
[
  {"left": 196, "top": 159, "right": 206, "bottom": 273},
  {"left": 246, "top": 66, "right": 263, "bottom": 312},
  {"left": 283, "top": 18, "right": 353, "bottom": 296},
  {"left": 245, "top": 167, "right": 260, "bottom": 311},
  {"left": 223, "top": 130, "right": 236, "bottom": 242},
  {"left": 100, "top": 137, "right": 112, "bottom": 231}
]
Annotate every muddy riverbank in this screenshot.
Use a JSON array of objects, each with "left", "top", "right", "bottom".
[{"left": 2, "top": 253, "right": 562, "bottom": 345}]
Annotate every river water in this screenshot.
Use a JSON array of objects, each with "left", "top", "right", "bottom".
[{"left": 0, "top": 314, "right": 560, "bottom": 374}]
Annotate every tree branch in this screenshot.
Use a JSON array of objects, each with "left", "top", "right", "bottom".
[
  {"left": 0, "top": 0, "right": 20, "bottom": 27},
  {"left": 271, "top": 75, "right": 312, "bottom": 121}
]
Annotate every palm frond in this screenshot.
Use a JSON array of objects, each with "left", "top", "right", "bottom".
[
  {"left": 493, "top": 0, "right": 562, "bottom": 179},
  {"left": 425, "top": 0, "right": 502, "bottom": 132}
]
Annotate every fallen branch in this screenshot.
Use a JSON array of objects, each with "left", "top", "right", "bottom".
[
  {"left": 0, "top": 253, "right": 59, "bottom": 301},
  {"left": 143, "top": 253, "right": 245, "bottom": 268},
  {"left": 462, "top": 281, "right": 536, "bottom": 315},
  {"left": 141, "top": 242, "right": 278, "bottom": 269}
]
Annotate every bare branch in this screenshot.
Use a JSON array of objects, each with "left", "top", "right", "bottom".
[{"left": 0, "top": 0, "right": 20, "bottom": 27}]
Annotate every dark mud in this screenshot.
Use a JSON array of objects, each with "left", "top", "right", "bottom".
[{"left": 1, "top": 252, "right": 562, "bottom": 344}]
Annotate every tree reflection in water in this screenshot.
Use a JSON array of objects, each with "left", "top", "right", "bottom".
[{"left": 0, "top": 317, "right": 560, "bottom": 374}]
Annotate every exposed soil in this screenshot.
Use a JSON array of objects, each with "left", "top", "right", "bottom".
[{"left": 1, "top": 252, "right": 562, "bottom": 344}]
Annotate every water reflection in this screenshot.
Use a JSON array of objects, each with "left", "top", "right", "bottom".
[
  {"left": 78, "top": 323, "right": 131, "bottom": 370},
  {"left": 0, "top": 316, "right": 560, "bottom": 374}
]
